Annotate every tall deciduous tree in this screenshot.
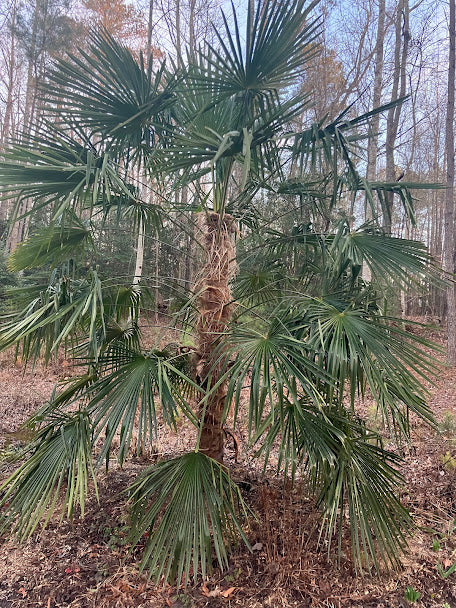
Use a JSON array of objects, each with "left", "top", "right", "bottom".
[
  {"left": 444, "top": 0, "right": 456, "bottom": 364},
  {"left": 82, "top": 0, "right": 147, "bottom": 45},
  {"left": 366, "top": 0, "right": 385, "bottom": 185},
  {"left": 384, "top": 0, "right": 410, "bottom": 234},
  {"left": 1, "top": 0, "right": 18, "bottom": 146}
]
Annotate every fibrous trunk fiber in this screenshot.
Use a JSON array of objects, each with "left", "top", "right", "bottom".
[{"left": 194, "top": 212, "right": 236, "bottom": 462}]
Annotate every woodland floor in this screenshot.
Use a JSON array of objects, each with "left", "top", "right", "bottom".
[{"left": 1, "top": 321, "right": 456, "bottom": 607}]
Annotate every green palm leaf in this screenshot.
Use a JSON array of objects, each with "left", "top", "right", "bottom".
[
  {"left": 128, "top": 451, "right": 249, "bottom": 584},
  {"left": 85, "top": 347, "right": 199, "bottom": 465},
  {"left": 44, "top": 28, "right": 175, "bottom": 158},
  {"left": 302, "top": 298, "right": 437, "bottom": 435},
  {"left": 201, "top": 0, "right": 320, "bottom": 99},
  {"left": 314, "top": 410, "right": 410, "bottom": 572},
  {"left": 0, "top": 411, "right": 97, "bottom": 541},
  {"left": 338, "top": 226, "right": 444, "bottom": 287},
  {"left": 254, "top": 396, "right": 345, "bottom": 479},
  {"left": 0, "top": 269, "right": 105, "bottom": 362},
  {"left": 220, "top": 313, "right": 330, "bottom": 437},
  {"left": 0, "top": 127, "right": 135, "bottom": 220},
  {"left": 151, "top": 0, "right": 321, "bottom": 191},
  {"left": 8, "top": 215, "right": 92, "bottom": 271}
]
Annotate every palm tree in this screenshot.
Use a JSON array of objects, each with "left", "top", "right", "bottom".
[{"left": 0, "top": 0, "right": 440, "bottom": 585}]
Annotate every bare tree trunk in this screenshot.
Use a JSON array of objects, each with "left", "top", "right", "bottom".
[
  {"left": 133, "top": 219, "right": 145, "bottom": 289},
  {"left": 363, "top": 0, "right": 385, "bottom": 282},
  {"left": 6, "top": 0, "right": 42, "bottom": 252},
  {"left": 131, "top": 5, "right": 154, "bottom": 312},
  {"left": 366, "top": 0, "right": 385, "bottom": 185},
  {"left": 189, "top": 0, "right": 196, "bottom": 55},
  {"left": 154, "top": 238, "right": 160, "bottom": 324},
  {"left": 384, "top": 0, "right": 409, "bottom": 235},
  {"left": 248, "top": 0, "right": 254, "bottom": 32},
  {"left": 175, "top": 0, "right": 182, "bottom": 66},
  {"left": 22, "top": 0, "right": 41, "bottom": 135},
  {"left": 0, "top": 0, "right": 18, "bottom": 228},
  {"left": 444, "top": 0, "right": 456, "bottom": 365},
  {"left": 147, "top": 0, "right": 154, "bottom": 59},
  {"left": 1, "top": 0, "right": 18, "bottom": 146}
]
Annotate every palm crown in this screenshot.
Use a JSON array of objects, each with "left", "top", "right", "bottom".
[{"left": 0, "top": 0, "right": 440, "bottom": 584}]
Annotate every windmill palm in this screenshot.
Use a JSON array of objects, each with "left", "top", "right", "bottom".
[{"left": 0, "top": 0, "right": 441, "bottom": 584}]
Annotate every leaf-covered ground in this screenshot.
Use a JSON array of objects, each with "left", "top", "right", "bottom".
[{"left": 1, "top": 323, "right": 456, "bottom": 608}]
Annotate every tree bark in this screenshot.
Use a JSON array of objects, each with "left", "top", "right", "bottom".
[
  {"left": 0, "top": 0, "right": 18, "bottom": 227},
  {"left": 363, "top": 0, "right": 385, "bottom": 282},
  {"left": 189, "top": 0, "right": 196, "bottom": 56},
  {"left": 147, "top": 0, "right": 154, "bottom": 60},
  {"left": 1, "top": 0, "right": 18, "bottom": 146},
  {"left": 175, "top": 0, "right": 182, "bottom": 67},
  {"left": 6, "top": 0, "right": 43, "bottom": 252},
  {"left": 133, "top": 219, "right": 145, "bottom": 289},
  {"left": 444, "top": 0, "right": 456, "bottom": 365},
  {"left": 366, "top": 0, "right": 385, "bottom": 185},
  {"left": 248, "top": 0, "right": 254, "bottom": 34},
  {"left": 22, "top": 0, "right": 41, "bottom": 136},
  {"left": 384, "top": 0, "right": 409, "bottom": 234}
]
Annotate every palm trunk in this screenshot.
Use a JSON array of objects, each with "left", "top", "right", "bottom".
[{"left": 195, "top": 212, "right": 236, "bottom": 462}]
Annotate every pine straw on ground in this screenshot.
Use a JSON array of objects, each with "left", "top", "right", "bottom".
[{"left": 1, "top": 324, "right": 456, "bottom": 607}]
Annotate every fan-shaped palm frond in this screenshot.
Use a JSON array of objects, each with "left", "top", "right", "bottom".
[
  {"left": 289, "top": 101, "right": 444, "bottom": 223},
  {"left": 8, "top": 215, "right": 92, "bottom": 271},
  {"left": 44, "top": 28, "right": 175, "bottom": 159},
  {"left": 128, "top": 451, "right": 249, "bottom": 584},
  {"left": 335, "top": 225, "right": 444, "bottom": 288},
  {"left": 201, "top": 0, "right": 320, "bottom": 101},
  {"left": 101, "top": 285, "right": 143, "bottom": 324},
  {"left": 234, "top": 267, "right": 283, "bottom": 306},
  {"left": 0, "top": 269, "right": 105, "bottom": 362},
  {"left": 0, "top": 127, "right": 134, "bottom": 221},
  {"left": 256, "top": 219, "right": 442, "bottom": 298},
  {"left": 254, "top": 395, "right": 344, "bottom": 479},
  {"left": 0, "top": 411, "right": 96, "bottom": 541},
  {"left": 301, "top": 298, "right": 437, "bottom": 435},
  {"left": 291, "top": 100, "right": 406, "bottom": 172},
  {"left": 314, "top": 409, "right": 410, "bottom": 572},
  {"left": 253, "top": 396, "right": 410, "bottom": 570},
  {"left": 219, "top": 314, "right": 330, "bottom": 437},
  {"left": 103, "top": 319, "right": 142, "bottom": 351},
  {"left": 260, "top": 223, "right": 325, "bottom": 264},
  {"left": 149, "top": 0, "right": 323, "bottom": 195},
  {"left": 85, "top": 346, "right": 198, "bottom": 464}
]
